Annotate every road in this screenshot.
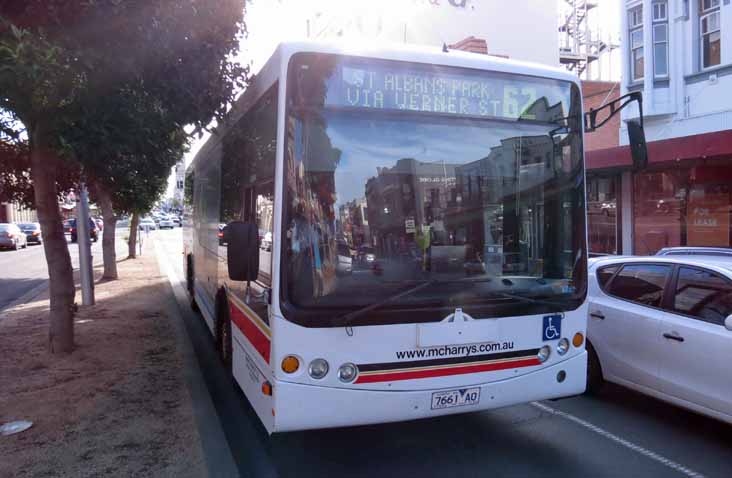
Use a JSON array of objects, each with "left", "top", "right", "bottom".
[
  {"left": 155, "top": 228, "right": 732, "bottom": 478},
  {"left": 0, "top": 228, "right": 129, "bottom": 312}
]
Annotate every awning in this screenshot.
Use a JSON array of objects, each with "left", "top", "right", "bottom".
[{"left": 586, "top": 129, "right": 732, "bottom": 171}]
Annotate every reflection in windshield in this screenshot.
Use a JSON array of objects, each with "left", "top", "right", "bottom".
[{"left": 282, "top": 56, "right": 585, "bottom": 326}]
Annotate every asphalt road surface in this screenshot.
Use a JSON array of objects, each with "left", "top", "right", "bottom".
[
  {"left": 0, "top": 228, "right": 129, "bottom": 312},
  {"left": 155, "top": 229, "right": 732, "bottom": 478}
]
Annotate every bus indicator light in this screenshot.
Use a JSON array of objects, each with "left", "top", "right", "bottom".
[
  {"left": 282, "top": 356, "right": 300, "bottom": 374},
  {"left": 572, "top": 333, "right": 584, "bottom": 348},
  {"left": 261, "top": 381, "right": 273, "bottom": 396}
]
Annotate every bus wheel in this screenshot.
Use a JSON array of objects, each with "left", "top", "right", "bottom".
[
  {"left": 586, "top": 341, "right": 605, "bottom": 394},
  {"left": 216, "top": 293, "right": 233, "bottom": 373}
]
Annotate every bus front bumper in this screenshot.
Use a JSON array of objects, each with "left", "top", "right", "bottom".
[{"left": 272, "top": 351, "right": 587, "bottom": 432}]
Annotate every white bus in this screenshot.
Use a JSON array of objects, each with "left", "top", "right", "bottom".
[{"left": 183, "top": 41, "right": 640, "bottom": 433}]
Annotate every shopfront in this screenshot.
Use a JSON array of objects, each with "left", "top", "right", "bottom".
[{"left": 586, "top": 130, "right": 732, "bottom": 256}]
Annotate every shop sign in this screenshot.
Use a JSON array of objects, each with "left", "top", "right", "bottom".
[
  {"left": 405, "top": 217, "right": 416, "bottom": 233},
  {"left": 688, "top": 192, "right": 730, "bottom": 246},
  {"left": 326, "top": 61, "right": 570, "bottom": 122}
]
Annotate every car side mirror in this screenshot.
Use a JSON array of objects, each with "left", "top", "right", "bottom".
[
  {"left": 224, "top": 221, "right": 259, "bottom": 281},
  {"left": 725, "top": 315, "right": 732, "bottom": 332},
  {"left": 627, "top": 119, "right": 648, "bottom": 171}
]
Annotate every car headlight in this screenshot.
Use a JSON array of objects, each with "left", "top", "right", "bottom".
[
  {"left": 538, "top": 345, "right": 551, "bottom": 363},
  {"left": 308, "top": 358, "right": 329, "bottom": 379},
  {"left": 557, "top": 338, "right": 570, "bottom": 356},
  {"left": 337, "top": 363, "right": 358, "bottom": 383}
]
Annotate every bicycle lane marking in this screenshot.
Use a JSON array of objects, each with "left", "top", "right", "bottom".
[{"left": 531, "top": 401, "right": 706, "bottom": 478}]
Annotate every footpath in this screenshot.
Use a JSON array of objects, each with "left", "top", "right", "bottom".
[{"left": 0, "top": 240, "right": 207, "bottom": 477}]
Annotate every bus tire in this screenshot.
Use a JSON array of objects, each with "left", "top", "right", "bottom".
[
  {"left": 215, "top": 291, "right": 233, "bottom": 373},
  {"left": 186, "top": 255, "right": 199, "bottom": 312},
  {"left": 586, "top": 341, "right": 605, "bottom": 394}
]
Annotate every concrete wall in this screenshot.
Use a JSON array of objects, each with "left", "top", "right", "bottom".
[{"left": 582, "top": 80, "right": 621, "bottom": 151}]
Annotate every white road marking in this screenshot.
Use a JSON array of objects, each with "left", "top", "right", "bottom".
[{"left": 531, "top": 401, "right": 706, "bottom": 478}]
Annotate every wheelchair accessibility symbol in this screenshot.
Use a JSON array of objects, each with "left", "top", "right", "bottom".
[{"left": 542, "top": 314, "right": 562, "bottom": 341}]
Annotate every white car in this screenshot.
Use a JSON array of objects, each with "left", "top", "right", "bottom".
[
  {"left": 138, "top": 218, "right": 157, "bottom": 231},
  {"left": 587, "top": 255, "right": 732, "bottom": 425},
  {"left": 336, "top": 242, "right": 352, "bottom": 276},
  {"left": 158, "top": 218, "right": 175, "bottom": 229}
]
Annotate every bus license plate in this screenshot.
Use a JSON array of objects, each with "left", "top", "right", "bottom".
[{"left": 431, "top": 387, "right": 481, "bottom": 410}]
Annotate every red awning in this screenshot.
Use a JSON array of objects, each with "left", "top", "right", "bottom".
[{"left": 586, "top": 129, "right": 732, "bottom": 170}]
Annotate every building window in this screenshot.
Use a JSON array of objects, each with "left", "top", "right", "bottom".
[
  {"left": 700, "top": 0, "right": 721, "bottom": 69},
  {"left": 633, "top": 166, "right": 732, "bottom": 255},
  {"left": 653, "top": 2, "right": 668, "bottom": 77},
  {"left": 629, "top": 6, "right": 644, "bottom": 81},
  {"left": 587, "top": 176, "right": 618, "bottom": 255}
]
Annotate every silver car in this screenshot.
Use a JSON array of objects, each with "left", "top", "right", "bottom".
[
  {"left": 0, "top": 223, "right": 28, "bottom": 250},
  {"left": 158, "top": 217, "right": 175, "bottom": 229}
]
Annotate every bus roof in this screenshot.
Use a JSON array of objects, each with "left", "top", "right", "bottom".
[{"left": 188, "top": 40, "right": 580, "bottom": 173}]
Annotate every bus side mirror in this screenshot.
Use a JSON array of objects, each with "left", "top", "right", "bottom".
[
  {"left": 225, "top": 221, "right": 259, "bottom": 281},
  {"left": 627, "top": 119, "right": 648, "bottom": 171},
  {"left": 725, "top": 314, "right": 732, "bottom": 332}
]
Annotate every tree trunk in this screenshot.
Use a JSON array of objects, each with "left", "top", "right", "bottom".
[
  {"left": 95, "top": 183, "right": 118, "bottom": 279},
  {"left": 29, "top": 123, "right": 76, "bottom": 353},
  {"left": 128, "top": 212, "right": 140, "bottom": 258}
]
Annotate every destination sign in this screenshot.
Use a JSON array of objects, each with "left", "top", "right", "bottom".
[{"left": 324, "top": 62, "right": 571, "bottom": 122}]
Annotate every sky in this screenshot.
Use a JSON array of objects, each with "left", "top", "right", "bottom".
[{"left": 166, "top": 0, "right": 621, "bottom": 198}]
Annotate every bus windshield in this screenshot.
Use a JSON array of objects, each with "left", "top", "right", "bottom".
[{"left": 282, "top": 53, "right": 586, "bottom": 327}]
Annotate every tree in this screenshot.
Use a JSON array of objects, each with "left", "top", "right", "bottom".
[
  {"left": 63, "top": 86, "right": 189, "bottom": 278},
  {"left": 1, "top": 1, "right": 246, "bottom": 353}
]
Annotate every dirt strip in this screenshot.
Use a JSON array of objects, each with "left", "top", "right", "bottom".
[{"left": 0, "top": 245, "right": 206, "bottom": 478}]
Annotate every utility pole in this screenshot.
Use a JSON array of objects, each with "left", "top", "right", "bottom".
[{"left": 76, "top": 183, "right": 95, "bottom": 305}]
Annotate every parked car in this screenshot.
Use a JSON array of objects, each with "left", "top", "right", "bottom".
[
  {"left": 357, "top": 246, "right": 376, "bottom": 266},
  {"left": 260, "top": 231, "right": 272, "bottom": 251},
  {"left": 336, "top": 242, "right": 352, "bottom": 276},
  {"left": 63, "top": 219, "right": 74, "bottom": 235},
  {"left": 656, "top": 246, "right": 732, "bottom": 257},
  {"left": 158, "top": 217, "right": 175, "bottom": 229},
  {"left": 172, "top": 216, "right": 182, "bottom": 227},
  {"left": 138, "top": 218, "right": 157, "bottom": 231},
  {"left": 67, "top": 218, "right": 99, "bottom": 243},
  {"left": 18, "top": 222, "right": 42, "bottom": 245},
  {"left": 586, "top": 255, "right": 732, "bottom": 425},
  {"left": 218, "top": 224, "right": 226, "bottom": 245},
  {"left": 0, "top": 223, "right": 28, "bottom": 250}
]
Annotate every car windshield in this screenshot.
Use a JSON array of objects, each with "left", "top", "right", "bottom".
[
  {"left": 19, "top": 223, "right": 37, "bottom": 229},
  {"left": 282, "top": 54, "right": 586, "bottom": 327}
]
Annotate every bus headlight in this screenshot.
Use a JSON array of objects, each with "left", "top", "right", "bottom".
[
  {"left": 337, "top": 363, "right": 358, "bottom": 383},
  {"left": 538, "top": 345, "right": 551, "bottom": 363},
  {"left": 557, "top": 338, "right": 570, "bottom": 356},
  {"left": 308, "top": 358, "right": 329, "bottom": 379}
]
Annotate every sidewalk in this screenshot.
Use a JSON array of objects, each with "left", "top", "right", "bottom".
[{"left": 0, "top": 241, "right": 206, "bottom": 477}]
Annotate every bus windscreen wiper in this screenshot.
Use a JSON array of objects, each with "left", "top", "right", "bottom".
[
  {"left": 493, "top": 292, "right": 565, "bottom": 314},
  {"left": 334, "top": 280, "right": 437, "bottom": 332},
  {"left": 334, "top": 277, "right": 495, "bottom": 333}
]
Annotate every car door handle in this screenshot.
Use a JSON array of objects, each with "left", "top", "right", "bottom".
[
  {"left": 590, "top": 311, "right": 605, "bottom": 320},
  {"left": 663, "top": 332, "right": 685, "bottom": 342}
]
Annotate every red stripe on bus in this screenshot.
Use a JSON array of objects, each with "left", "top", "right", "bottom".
[
  {"left": 229, "top": 303, "right": 271, "bottom": 364},
  {"left": 354, "top": 357, "right": 541, "bottom": 384}
]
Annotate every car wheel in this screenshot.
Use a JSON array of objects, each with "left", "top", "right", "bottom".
[
  {"left": 586, "top": 342, "right": 605, "bottom": 394},
  {"left": 13, "top": 240, "right": 19, "bottom": 251}
]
